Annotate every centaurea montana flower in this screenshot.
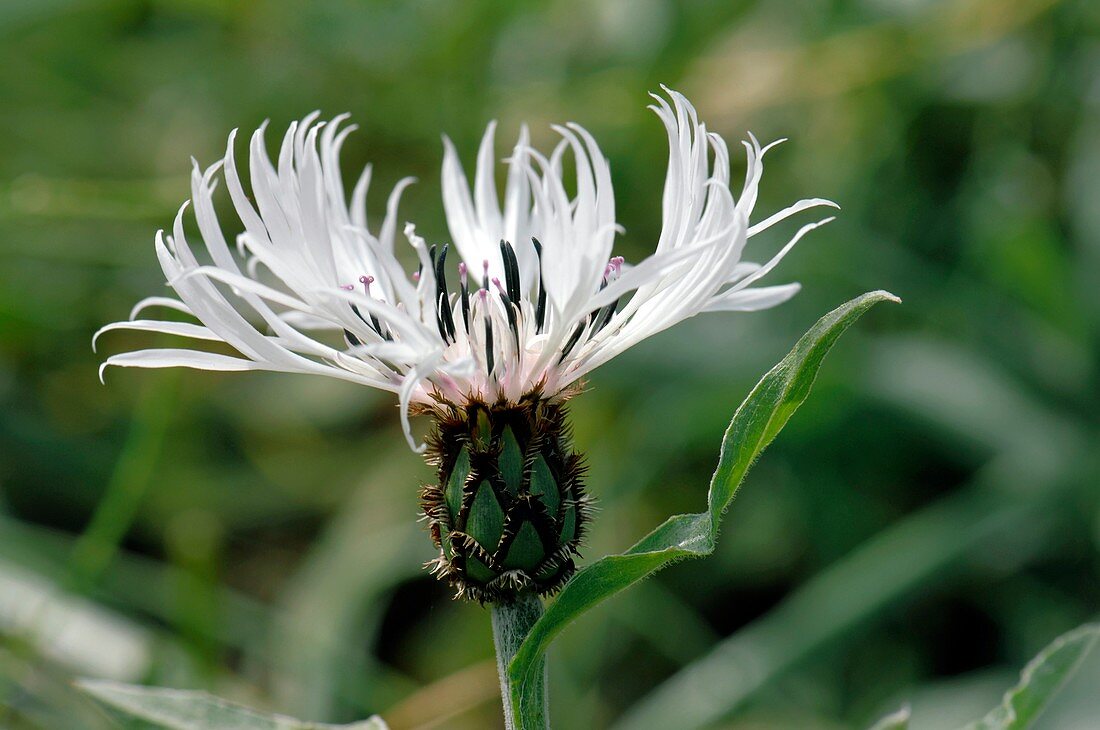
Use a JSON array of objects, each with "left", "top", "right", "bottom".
[{"left": 98, "top": 88, "right": 835, "bottom": 600}]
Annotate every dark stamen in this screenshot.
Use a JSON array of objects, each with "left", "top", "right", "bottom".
[
  {"left": 434, "top": 244, "right": 448, "bottom": 294},
  {"left": 459, "top": 263, "right": 471, "bottom": 333},
  {"left": 351, "top": 303, "right": 387, "bottom": 340},
  {"left": 532, "top": 238, "right": 547, "bottom": 333},
  {"left": 559, "top": 320, "right": 587, "bottom": 361},
  {"left": 435, "top": 292, "right": 452, "bottom": 343},
  {"left": 434, "top": 244, "right": 456, "bottom": 342},
  {"left": 482, "top": 292, "right": 495, "bottom": 376},
  {"left": 500, "top": 292, "right": 521, "bottom": 348},
  {"left": 593, "top": 297, "right": 620, "bottom": 333},
  {"left": 499, "top": 240, "right": 522, "bottom": 304},
  {"left": 351, "top": 303, "right": 369, "bottom": 325}
]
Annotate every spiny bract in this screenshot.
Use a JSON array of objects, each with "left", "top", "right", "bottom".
[{"left": 420, "top": 397, "right": 589, "bottom": 602}]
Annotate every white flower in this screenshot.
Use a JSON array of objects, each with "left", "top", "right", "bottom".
[{"left": 97, "top": 88, "right": 836, "bottom": 452}]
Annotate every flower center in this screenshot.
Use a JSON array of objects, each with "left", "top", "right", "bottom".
[{"left": 338, "top": 239, "right": 626, "bottom": 399}]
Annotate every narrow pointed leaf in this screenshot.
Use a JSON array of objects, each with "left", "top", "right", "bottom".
[
  {"left": 77, "top": 680, "right": 389, "bottom": 729},
  {"left": 506, "top": 290, "right": 899, "bottom": 725},
  {"left": 962, "top": 623, "right": 1100, "bottom": 730}
]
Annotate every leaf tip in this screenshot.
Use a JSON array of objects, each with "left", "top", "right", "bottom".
[
  {"left": 868, "top": 703, "right": 911, "bottom": 730},
  {"left": 73, "top": 677, "right": 107, "bottom": 693},
  {"left": 73, "top": 678, "right": 128, "bottom": 705}
]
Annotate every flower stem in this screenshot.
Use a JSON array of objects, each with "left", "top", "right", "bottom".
[{"left": 492, "top": 593, "right": 548, "bottom": 729}]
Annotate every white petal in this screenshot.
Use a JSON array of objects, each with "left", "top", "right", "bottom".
[
  {"left": 748, "top": 198, "right": 839, "bottom": 237},
  {"left": 704, "top": 283, "right": 802, "bottom": 312},
  {"left": 442, "top": 134, "right": 494, "bottom": 282},
  {"left": 278, "top": 311, "right": 342, "bottom": 330},
  {"left": 397, "top": 353, "right": 445, "bottom": 453},
  {"left": 173, "top": 266, "right": 310, "bottom": 311},
  {"left": 128, "top": 296, "right": 193, "bottom": 321},
  {"left": 93, "top": 320, "right": 220, "bottom": 352},
  {"left": 727, "top": 217, "right": 834, "bottom": 293},
  {"left": 100, "top": 349, "right": 271, "bottom": 383},
  {"left": 582, "top": 227, "right": 735, "bottom": 314}
]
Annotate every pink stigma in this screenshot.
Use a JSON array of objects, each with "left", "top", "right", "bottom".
[
  {"left": 491, "top": 277, "right": 507, "bottom": 297},
  {"left": 605, "top": 256, "right": 625, "bottom": 282},
  {"left": 412, "top": 271, "right": 421, "bottom": 283}
]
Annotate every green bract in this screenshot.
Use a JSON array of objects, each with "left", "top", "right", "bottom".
[{"left": 420, "top": 398, "right": 589, "bottom": 602}]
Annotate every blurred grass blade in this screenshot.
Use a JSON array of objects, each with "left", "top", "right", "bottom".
[
  {"left": 962, "top": 623, "right": 1100, "bottom": 729},
  {"left": 506, "top": 290, "right": 900, "bottom": 726},
  {"left": 77, "top": 680, "right": 389, "bottom": 729},
  {"left": 868, "top": 706, "right": 910, "bottom": 729},
  {"left": 0, "top": 558, "right": 152, "bottom": 681},
  {"left": 70, "top": 372, "right": 178, "bottom": 589}
]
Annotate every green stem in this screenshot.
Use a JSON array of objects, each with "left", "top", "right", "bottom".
[{"left": 492, "top": 593, "right": 548, "bottom": 730}]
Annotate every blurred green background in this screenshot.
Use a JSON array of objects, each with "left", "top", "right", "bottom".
[{"left": 2, "top": 0, "right": 1099, "bottom": 727}]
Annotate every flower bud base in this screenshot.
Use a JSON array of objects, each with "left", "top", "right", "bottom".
[{"left": 420, "top": 397, "right": 589, "bottom": 603}]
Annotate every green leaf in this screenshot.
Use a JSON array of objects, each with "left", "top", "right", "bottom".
[
  {"left": 77, "top": 679, "right": 389, "bottom": 729},
  {"left": 868, "top": 706, "right": 910, "bottom": 730},
  {"left": 962, "top": 623, "right": 1100, "bottom": 729},
  {"left": 506, "top": 290, "right": 899, "bottom": 726}
]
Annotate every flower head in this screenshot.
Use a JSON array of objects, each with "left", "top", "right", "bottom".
[
  {"left": 98, "top": 87, "right": 836, "bottom": 600},
  {"left": 98, "top": 88, "right": 835, "bottom": 454}
]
